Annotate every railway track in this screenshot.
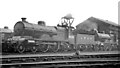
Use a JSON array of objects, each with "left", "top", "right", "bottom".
[
  {"left": 1, "top": 51, "right": 119, "bottom": 58},
  {"left": 1, "top": 57, "right": 120, "bottom": 68},
  {"left": 0, "top": 51, "right": 120, "bottom": 68}
]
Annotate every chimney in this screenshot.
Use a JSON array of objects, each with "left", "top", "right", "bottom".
[{"left": 21, "top": 18, "right": 26, "bottom": 22}]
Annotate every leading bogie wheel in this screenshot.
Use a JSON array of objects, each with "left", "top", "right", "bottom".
[
  {"left": 17, "top": 44, "right": 25, "bottom": 53},
  {"left": 31, "top": 46, "right": 37, "bottom": 53}
]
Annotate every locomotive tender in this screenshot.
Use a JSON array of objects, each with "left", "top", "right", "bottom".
[{"left": 3, "top": 14, "right": 119, "bottom": 53}]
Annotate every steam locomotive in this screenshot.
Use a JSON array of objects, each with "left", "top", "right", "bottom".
[
  {"left": 0, "top": 27, "right": 13, "bottom": 52},
  {"left": 2, "top": 15, "right": 119, "bottom": 53}
]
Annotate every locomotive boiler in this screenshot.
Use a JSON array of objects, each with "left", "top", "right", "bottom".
[{"left": 4, "top": 15, "right": 119, "bottom": 53}]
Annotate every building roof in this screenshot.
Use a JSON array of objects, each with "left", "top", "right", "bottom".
[
  {"left": 76, "top": 19, "right": 98, "bottom": 31},
  {"left": 88, "top": 17, "right": 119, "bottom": 27},
  {"left": 76, "top": 17, "right": 119, "bottom": 28}
]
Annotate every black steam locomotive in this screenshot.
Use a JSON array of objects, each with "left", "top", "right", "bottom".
[{"left": 2, "top": 14, "right": 119, "bottom": 53}]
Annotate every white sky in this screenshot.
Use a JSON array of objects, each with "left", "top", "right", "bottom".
[{"left": 0, "top": 0, "right": 119, "bottom": 29}]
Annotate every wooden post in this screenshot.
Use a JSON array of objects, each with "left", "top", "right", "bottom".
[
  {"left": 0, "top": 32, "right": 2, "bottom": 66},
  {"left": 0, "top": 33, "right": 2, "bottom": 53}
]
